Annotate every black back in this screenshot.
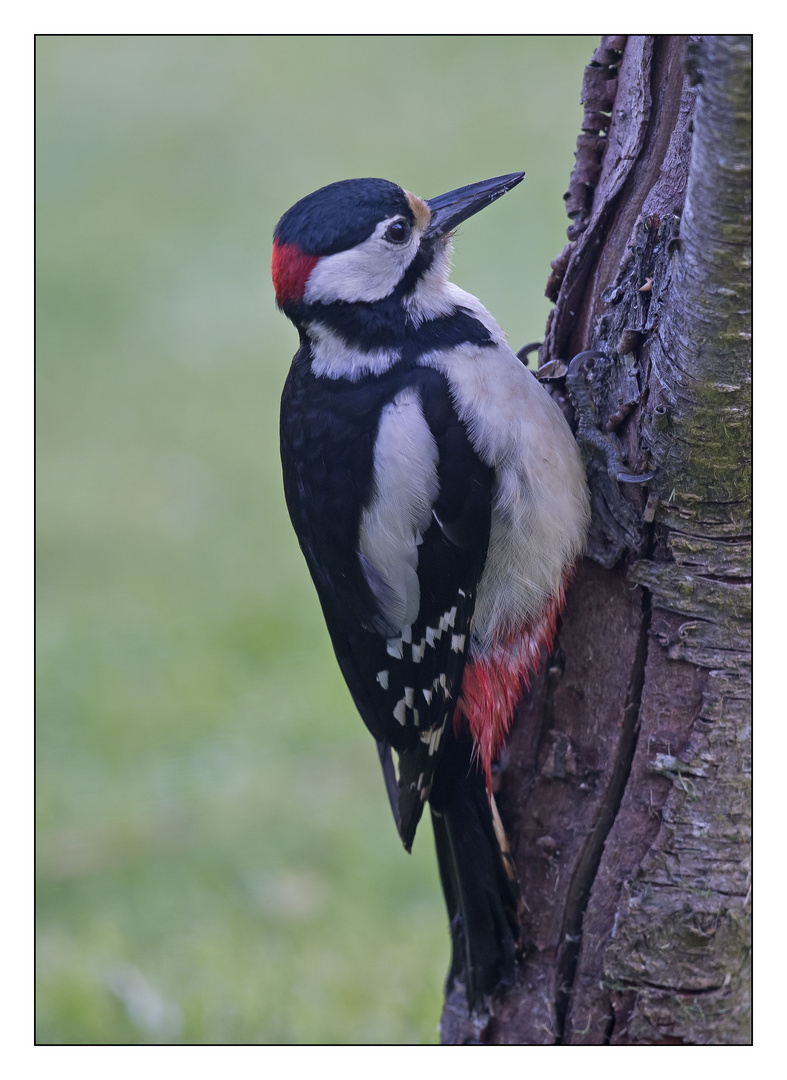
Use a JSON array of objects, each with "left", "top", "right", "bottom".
[{"left": 280, "top": 350, "right": 494, "bottom": 845}]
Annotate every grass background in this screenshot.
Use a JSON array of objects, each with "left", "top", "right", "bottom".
[{"left": 36, "top": 34, "right": 596, "bottom": 1045}]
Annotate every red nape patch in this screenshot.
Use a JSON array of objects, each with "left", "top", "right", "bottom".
[{"left": 271, "top": 239, "right": 319, "bottom": 306}]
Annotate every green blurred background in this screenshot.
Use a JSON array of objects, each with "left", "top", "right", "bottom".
[{"left": 36, "top": 34, "right": 595, "bottom": 1045}]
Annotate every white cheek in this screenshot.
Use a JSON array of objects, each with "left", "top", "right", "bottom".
[{"left": 303, "top": 227, "right": 419, "bottom": 304}]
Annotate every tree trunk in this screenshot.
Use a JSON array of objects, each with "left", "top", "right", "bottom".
[{"left": 440, "top": 34, "right": 751, "bottom": 1046}]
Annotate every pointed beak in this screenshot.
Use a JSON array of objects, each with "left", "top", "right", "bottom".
[{"left": 423, "top": 172, "right": 525, "bottom": 239}]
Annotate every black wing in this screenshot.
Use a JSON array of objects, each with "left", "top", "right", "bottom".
[{"left": 281, "top": 355, "right": 493, "bottom": 848}]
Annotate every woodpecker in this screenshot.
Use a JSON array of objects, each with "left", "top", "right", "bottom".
[{"left": 274, "top": 173, "right": 590, "bottom": 1009}]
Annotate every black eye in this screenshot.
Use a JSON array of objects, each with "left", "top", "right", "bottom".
[{"left": 383, "top": 220, "right": 410, "bottom": 244}]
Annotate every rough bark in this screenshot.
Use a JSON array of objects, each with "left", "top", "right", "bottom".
[{"left": 441, "top": 35, "right": 751, "bottom": 1046}]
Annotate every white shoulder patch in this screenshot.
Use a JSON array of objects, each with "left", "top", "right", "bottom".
[{"left": 358, "top": 387, "right": 439, "bottom": 635}]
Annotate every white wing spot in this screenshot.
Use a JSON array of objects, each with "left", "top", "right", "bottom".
[
  {"left": 433, "top": 673, "right": 451, "bottom": 699},
  {"left": 401, "top": 624, "right": 413, "bottom": 645},
  {"left": 422, "top": 688, "right": 433, "bottom": 704},
  {"left": 404, "top": 687, "right": 415, "bottom": 708},
  {"left": 376, "top": 670, "right": 389, "bottom": 690},
  {"left": 412, "top": 639, "right": 426, "bottom": 663},
  {"left": 420, "top": 723, "right": 445, "bottom": 755},
  {"left": 386, "top": 637, "right": 404, "bottom": 659},
  {"left": 430, "top": 724, "right": 444, "bottom": 755},
  {"left": 393, "top": 699, "right": 407, "bottom": 725},
  {"left": 451, "top": 634, "right": 466, "bottom": 653}
]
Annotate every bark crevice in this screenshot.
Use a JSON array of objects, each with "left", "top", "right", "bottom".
[{"left": 554, "top": 583, "right": 652, "bottom": 1041}]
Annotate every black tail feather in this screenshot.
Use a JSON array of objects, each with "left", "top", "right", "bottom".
[
  {"left": 430, "top": 740, "right": 522, "bottom": 1011},
  {"left": 376, "top": 740, "right": 400, "bottom": 826}
]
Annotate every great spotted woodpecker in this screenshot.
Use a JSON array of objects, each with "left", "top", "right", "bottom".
[{"left": 274, "top": 174, "right": 590, "bottom": 1009}]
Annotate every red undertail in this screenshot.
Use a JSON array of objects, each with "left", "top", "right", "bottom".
[{"left": 456, "top": 579, "right": 569, "bottom": 792}]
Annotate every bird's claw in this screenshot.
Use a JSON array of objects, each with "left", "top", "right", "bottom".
[{"left": 565, "top": 350, "right": 654, "bottom": 484}]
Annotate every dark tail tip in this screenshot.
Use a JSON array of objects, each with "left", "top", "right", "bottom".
[{"left": 430, "top": 766, "right": 522, "bottom": 1011}]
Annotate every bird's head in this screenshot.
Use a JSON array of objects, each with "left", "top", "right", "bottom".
[{"left": 271, "top": 173, "right": 525, "bottom": 318}]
